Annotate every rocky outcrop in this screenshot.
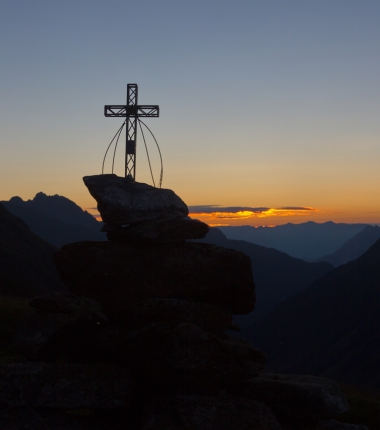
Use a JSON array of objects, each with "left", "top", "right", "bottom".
[
  {"left": 54, "top": 241, "right": 255, "bottom": 317},
  {"left": 4, "top": 175, "right": 366, "bottom": 429}
]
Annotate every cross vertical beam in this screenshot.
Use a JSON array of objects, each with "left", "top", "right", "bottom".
[
  {"left": 126, "top": 84, "right": 138, "bottom": 178},
  {"left": 104, "top": 84, "right": 159, "bottom": 180}
]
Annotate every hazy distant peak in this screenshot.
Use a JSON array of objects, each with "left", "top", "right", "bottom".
[
  {"left": 27, "top": 192, "right": 96, "bottom": 226},
  {"left": 33, "top": 192, "right": 73, "bottom": 205},
  {"left": 34, "top": 191, "right": 49, "bottom": 199},
  {"left": 9, "top": 196, "right": 24, "bottom": 204},
  {"left": 1, "top": 193, "right": 106, "bottom": 247},
  {"left": 219, "top": 222, "right": 368, "bottom": 261},
  {"left": 318, "top": 225, "right": 380, "bottom": 267}
]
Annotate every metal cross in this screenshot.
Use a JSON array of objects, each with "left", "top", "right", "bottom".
[{"left": 104, "top": 84, "right": 159, "bottom": 179}]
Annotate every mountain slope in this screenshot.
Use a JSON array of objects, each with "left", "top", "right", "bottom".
[
  {"left": 2, "top": 193, "right": 105, "bottom": 247},
  {"left": 219, "top": 222, "right": 367, "bottom": 261},
  {"left": 246, "top": 238, "right": 380, "bottom": 390},
  {"left": 197, "top": 228, "right": 333, "bottom": 323},
  {"left": 318, "top": 225, "right": 380, "bottom": 267},
  {"left": 0, "top": 204, "right": 67, "bottom": 297}
]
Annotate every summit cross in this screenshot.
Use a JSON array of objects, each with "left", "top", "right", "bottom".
[{"left": 104, "top": 84, "right": 159, "bottom": 179}]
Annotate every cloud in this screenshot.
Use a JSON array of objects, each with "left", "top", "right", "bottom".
[
  {"left": 189, "top": 205, "right": 270, "bottom": 214},
  {"left": 279, "top": 206, "right": 315, "bottom": 211},
  {"left": 188, "top": 205, "right": 319, "bottom": 220}
]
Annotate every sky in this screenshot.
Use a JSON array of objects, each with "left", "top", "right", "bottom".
[{"left": 1, "top": 0, "right": 380, "bottom": 226}]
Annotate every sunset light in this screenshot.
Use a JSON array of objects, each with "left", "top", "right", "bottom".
[{"left": 188, "top": 206, "right": 321, "bottom": 226}]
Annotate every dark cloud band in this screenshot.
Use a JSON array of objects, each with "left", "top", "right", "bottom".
[{"left": 189, "top": 205, "right": 315, "bottom": 214}]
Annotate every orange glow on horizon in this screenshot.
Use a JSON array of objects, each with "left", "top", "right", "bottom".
[
  {"left": 190, "top": 207, "right": 320, "bottom": 220},
  {"left": 85, "top": 205, "right": 380, "bottom": 227},
  {"left": 189, "top": 207, "right": 325, "bottom": 227}
]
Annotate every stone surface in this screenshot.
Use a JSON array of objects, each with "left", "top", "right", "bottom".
[
  {"left": 242, "top": 374, "right": 349, "bottom": 422},
  {"left": 29, "top": 291, "right": 106, "bottom": 316},
  {"left": 140, "top": 393, "right": 282, "bottom": 430},
  {"left": 0, "top": 362, "right": 132, "bottom": 410},
  {"left": 13, "top": 293, "right": 107, "bottom": 361},
  {"left": 0, "top": 405, "right": 103, "bottom": 430},
  {"left": 83, "top": 174, "right": 188, "bottom": 224},
  {"left": 128, "top": 323, "right": 265, "bottom": 389},
  {"left": 316, "top": 420, "right": 369, "bottom": 430},
  {"left": 129, "top": 298, "right": 234, "bottom": 332},
  {"left": 106, "top": 216, "right": 209, "bottom": 243},
  {"left": 12, "top": 311, "right": 106, "bottom": 362},
  {"left": 54, "top": 241, "right": 256, "bottom": 316}
]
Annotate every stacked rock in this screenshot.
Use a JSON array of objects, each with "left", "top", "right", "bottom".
[
  {"left": 52, "top": 175, "right": 280, "bottom": 427},
  {"left": 54, "top": 174, "right": 264, "bottom": 389},
  {"left": 4, "top": 175, "right": 363, "bottom": 429}
]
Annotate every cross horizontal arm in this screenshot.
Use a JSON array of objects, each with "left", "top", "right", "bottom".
[{"left": 104, "top": 105, "right": 159, "bottom": 117}]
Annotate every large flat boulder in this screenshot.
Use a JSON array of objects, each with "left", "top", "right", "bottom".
[
  {"left": 141, "top": 393, "right": 282, "bottom": 430},
  {"left": 54, "top": 241, "right": 256, "bottom": 316},
  {"left": 106, "top": 216, "right": 209, "bottom": 243},
  {"left": 128, "top": 298, "right": 234, "bottom": 332},
  {"left": 242, "top": 373, "right": 349, "bottom": 423},
  {"left": 83, "top": 174, "right": 188, "bottom": 224}
]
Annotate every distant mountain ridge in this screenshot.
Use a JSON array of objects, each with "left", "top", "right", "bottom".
[
  {"left": 245, "top": 237, "right": 380, "bottom": 390},
  {"left": 219, "top": 222, "right": 368, "bottom": 261},
  {"left": 0, "top": 203, "right": 67, "bottom": 297},
  {"left": 1, "top": 193, "right": 106, "bottom": 247},
  {"left": 318, "top": 225, "right": 380, "bottom": 267},
  {"left": 198, "top": 228, "right": 333, "bottom": 323}
]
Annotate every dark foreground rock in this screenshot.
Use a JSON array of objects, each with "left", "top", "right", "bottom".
[
  {"left": 54, "top": 241, "right": 255, "bottom": 317},
  {"left": 316, "top": 420, "right": 369, "bottom": 430},
  {"left": 0, "top": 362, "right": 132, "bottom": 410},
  {"left": 29, "top": 291, "right": 106, "bottom": 316},
  {"left": 2, "top": 174, "right": 364, "bottom": 429},
  {"left": 13, "top": 292, "right": 107, "bottom": 361},
  {"left": 128, "top": 323, "right": 265, "bottom": 390},
  {"left": 0, "top": 405, "right": 103, "bottom": 430},
  {"left": 83, "top": 174, "right": 188, "bottom": 224},
  {"left": 242, "top": 374, "right": 349, "bottom": 423},
  {"left": 128, "top": 298, "right": 234, "bottom": 332},
  {"left": 140, "top": 393, "right": 282, "bottom": 430}
]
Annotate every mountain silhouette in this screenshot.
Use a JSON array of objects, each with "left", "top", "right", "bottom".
[
  {"left": 197, "top": 228, "right": 333, "bottom": 323},
  {"left": 0, "top": 203, "right": 67, "bottom": 297},
  {"left": 219, "top": 222, "right": 368, "bottom": 261},
  {"left": 2, "top": 193, "right": 105, "bottom": 247},
  {"left": 246, "top": 238, "right": 380, "bottom": 390},
  {"left": 318, "top": 225, "right": 380, "bottom": 267}
]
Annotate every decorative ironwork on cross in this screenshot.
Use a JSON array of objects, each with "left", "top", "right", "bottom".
[{"left": 104, "top": 84, "right": 159, "bottom": 179}]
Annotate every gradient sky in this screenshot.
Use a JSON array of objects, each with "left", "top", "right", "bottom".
[{"left": 1, "top": 1, "right": 380, "bottom": 226}]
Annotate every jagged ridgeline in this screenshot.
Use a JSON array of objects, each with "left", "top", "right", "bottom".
[
  {"left": 0, "top": 203, "right": 66, "bottom": 297},
  {"left": 1, "top": 192, "right": 106, "bottom": 247},
  {"left": 1, "top": 176, "right": 368, "bottom": 429}
]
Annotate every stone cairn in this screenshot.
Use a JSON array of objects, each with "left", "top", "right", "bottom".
[{"left": 2, "top": 174, "right": 366, "bottom": 430}]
